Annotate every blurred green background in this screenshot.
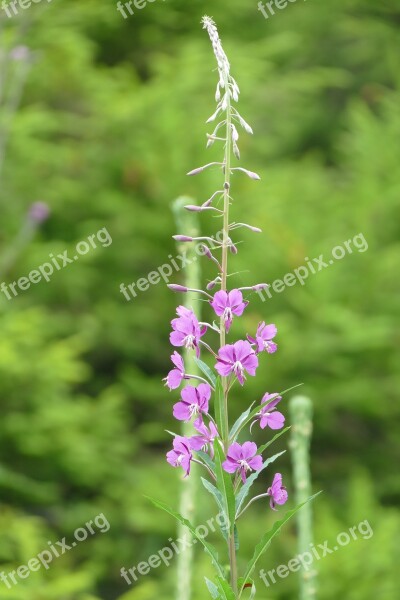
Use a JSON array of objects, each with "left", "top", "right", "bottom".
[{"left": 0, "top": 0, "right": 399, "bottom": 598}]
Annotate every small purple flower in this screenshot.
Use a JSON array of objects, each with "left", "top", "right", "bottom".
[
  {"left": 267, "top": 473, "right": 288, "bottom": 510},
  {"left": 210, "top": 289, "right": 248, "bottom": 332},
  {"left": 189, "top": 421, "right": 219, "bottom": 458},
  {"left": 164, "top": 352, "right": 186, "bottom": 390},
  {"left": 28, "top": 202, "right": 50, "bottom": 225},
  {"left": 222, "top": 441, "right": 263, "bottom": 483},
  {"left": 215, "top": 340, "right": 258, "bottom": 385},
  {"left": 173, "top": 383, "right": 211, "bottom": 423},
  {"left": 166, "top": 436, "right": 193, "bottom": 476},
  {"left": 10, "top": 46, "right": 30, "bottom": 61},
  {"left": 170, "top": 306, "right": 206, "bottom": 358},
  {"left": 247, "top": 322, "right": 277, "bottom": 354},
  {"left": 258, "top": 393, "right": 285, "bottom": 430}
]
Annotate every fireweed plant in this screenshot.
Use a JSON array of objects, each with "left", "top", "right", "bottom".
[{"left": 149, "top": 17, "right": 319, "bottom": 599}]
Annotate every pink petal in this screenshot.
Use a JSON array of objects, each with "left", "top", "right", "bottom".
[
  {"left": 169, "top": 331, "right": 186, "bottom": 346},
  {"left": 215, "top": 361, "right": 233, "bottom": 378},
  {"left": 226, "top": 442, "right": 243, "bottom": 461},
  {"left": 267, "top": 411, "right": 285, "bottom": 430},
  {"left": 241, "top": 441, "right": 257, "bottom": 459},
  {"left": 260, "top": 323, "right": 277, "bottom": 341},
  {"left": 222, "top": 459, "right": 238, "bottom": 474},
  {"left": 171, "top": 351, "right": 184, "bottom": 371},
  {"left": 180, "top": 385, "right": 198, "bottom": 404},
  {"left": 166, "top": 369, "right": 183, "bottom": 390},
  {"left": 248, "top": 454, "right": 263, "bottom": 471},
  {"left": 173, "top": 402, "right": 190, "bottom": 421}
]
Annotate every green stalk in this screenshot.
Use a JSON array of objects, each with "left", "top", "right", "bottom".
[
  {"left": 172, "top": 196, "right": 201, "bottom": 600},
  {"left": 289, "top": 395, "right": 316, "bottom": 600},
  {"left": 219, "top": 76, "right": 238, "bottom": 599}
]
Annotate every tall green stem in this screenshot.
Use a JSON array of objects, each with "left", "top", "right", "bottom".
[{"left": 219, "top": 79, "right": 238, "bottom": 599}]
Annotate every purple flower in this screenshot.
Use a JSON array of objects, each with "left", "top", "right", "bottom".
[
  {"left": 173, "top": 384, "right": 211, "bottom": 423},
  {"left": 164, "top": 352, "right": 186, "bottom": 390},
  {"left": 28, "top": 202, "right": 50, "bottom": 225},
  {"left": 258, "top": 393, "right": 285, "bottom": 430},
  {"left": 189, "top": 421, "right": 219, "bottom": 458},
  {"left": 10, "top": 46, "right": 30, "bottom": 61},
  {"left": 247, "top": 322, "right": 277, "bottom": 354},
  {"left": 267, "top": 473, "right": 288, "bottom": 510},
  {"left": 166, "top": 436, "right": 193, "bottom": 476},
  {"left": 170, "top": 306, "right": 206, "bottom": 358},
  {"left": 210, "top": 290, "right": 248, "bottom": 332},
  {"left": 222, "top": 442, "right": 263, "bottom": 483},
  {"left": 215, "top": 340, "right": 258, "bottom": 385}
]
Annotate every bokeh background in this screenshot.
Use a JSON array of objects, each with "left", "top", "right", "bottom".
[{"left": 0, "top": 0, "right": 399, "bottom": 598}]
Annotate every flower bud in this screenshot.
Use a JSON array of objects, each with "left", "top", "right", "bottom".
[
  {"left": 184, "top": 205, "right": 203, "bottom": 212},
  {"left": 168, "top": 285, "right": 188, "bottom": 293},
  {"left": 173, "top": 235, "right": 193, "bottom": 242},
  {"left": 232, "top": 167, "right": 261, "bottom": 180}
]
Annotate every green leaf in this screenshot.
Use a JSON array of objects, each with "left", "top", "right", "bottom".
[
  {"left": 214, "top": 378, "right": 227, "bottom": 442},
  {"left": 197, "top": 450, "right": 216, "bottom": 475},
  {"left": 214, "top": 440, "right": 236, "bottom": 533},
  {"left": 205, "top": 577, "right": 220, "bottom": 599},
  {"left": 216, "top": 577, "right": 236, "bottom": 600},
  {"left": 234, "top": 524, "right": 239, "bottom": 550},
  {"left": 239, "top": 492, "right": 322, "bottom": 594},
  {"left": 204, "top": 577, "right": 236, "bottom": 600},
  {"left": 200, "top": 477, "right": 228, "bottom": 540},
  {"left": 194, "top": 357, "right": 217, "bottom": 387},
  {"left": 229, "top": 402, "right": 255, "bottom": 441},
  {"left": 146, "top": 495, "right": 226, "bottom": 579},
  {"left": 257, "top": 427, "right": 291, "bottom": 455},
  {"left": 235, "top": 451, "right": 286, "bottom": 516}
]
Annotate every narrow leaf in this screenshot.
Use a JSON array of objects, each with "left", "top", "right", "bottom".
[
  {"left": 201, "top": 478, "right": 228, "bottom": 540},
  {"left": 146, "top": 496, "right": 226, "bottom": 579},
  {"left": 205, "top": 577, "right": 220, "bottom": 599},
  {"left": 234, "top": 524, "right": 239, "bottom": 550},
  {"left": 214, "top": 441, "right": 236, "bottom": 532},
  {"left": 229, "top": 402, "right": 255, "bottom": 441},
  {"left": 240, "top": 492, "right": 322, "bottom": 594},
  {"left": 197, "top": 450, "right": 216, "bottom": 475},
  {"left": 214, "top": 378, "right": 227, "bottom": 442},
  {"left": 216, "top": 577, "right": 236, "bottom": 600},
  {"left": 257, "top": 426, "right": 291, "bottom": 455},
  {"left": 195, "top": 357, "right": 217, "bottom": 387}
]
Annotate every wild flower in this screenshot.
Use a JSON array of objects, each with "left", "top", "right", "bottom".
[
  {"left": 149, "top": 16, "right": 319, "bottom": 599},
  {"left": 173, "top": 383, "right": 211, "bottom": 424},
  {"left": 222, "top": 442, "right": 263, "bottom": 483},
  {"left": 267, "top": 473, "right": 288, "bottom": 510}
]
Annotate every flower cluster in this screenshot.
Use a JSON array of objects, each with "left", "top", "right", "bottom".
[
  {"left": 159, "top": 16, "right": 292, "bottom": 599},
  {"left": 165, "top": 297, "right": 285, "bottom": 497}
]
